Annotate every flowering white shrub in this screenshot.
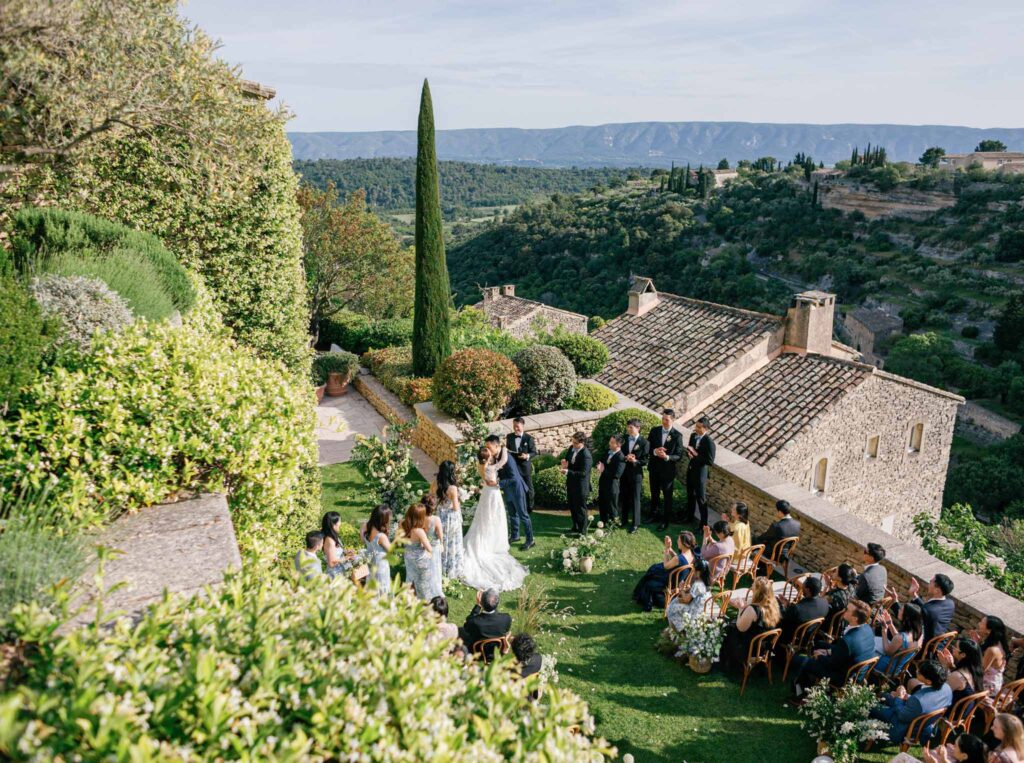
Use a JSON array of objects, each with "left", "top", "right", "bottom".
[
  {"left": 798, "top": 680, "right": 888, "bottom": 763},
  {"left": 659, "top": 612, "right": 726, "bottom": 663},
  {"left": 30, "top": 273, "right": 133, "bottom": 350},
  {"left": 351, "top": 422, "right": 418, "bottom": 516}
]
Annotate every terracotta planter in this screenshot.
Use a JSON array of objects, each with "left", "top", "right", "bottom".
[
  {"left": 579, "top": 557, "right": 594, "bottom": 573},
  {"left": 315, "top": 384, "right": 326, "bottom": 403},
  {"left": 688, "top": 654, "right": 712, "bottom": 673},
  {"left": 325, "top": 372, "right": 349, "bottom": 397}
]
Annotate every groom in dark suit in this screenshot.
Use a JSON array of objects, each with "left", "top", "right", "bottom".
[
  {"left": 486, "top": 434, "right": 534, "bottom": 550},
  {"left": 561, "top": 431, "right": 592, "bottom": 535},
  {"left": 647, "top": 409, "right": 683, "bottom": 532},
  {"left": 506, "top": 417, "right": 537, "bottom": 513},
  {"left": 620, "top": 417, "right": 649, "bottom": 534},
  {"left": 686, "top": 415, "right": 716, "bottom": 530}
]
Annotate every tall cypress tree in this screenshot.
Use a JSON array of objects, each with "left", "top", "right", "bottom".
[{"left": 412, "top": 79, "right": 452, "bottom": 376}]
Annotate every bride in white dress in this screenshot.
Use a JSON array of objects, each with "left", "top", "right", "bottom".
[{"left": 461, "top": 443, "right": 529, "bottom": 592}]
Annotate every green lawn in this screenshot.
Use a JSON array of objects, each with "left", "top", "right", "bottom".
[{"left": 321, "top": 463, "right": 900, "bottom": 763}]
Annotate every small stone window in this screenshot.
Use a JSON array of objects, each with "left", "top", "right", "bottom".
[
  {"left": 865, "top": 435, "right": 880, "bottom": 460},
  {"left": 812, "top": 458, "right": 828, "bottom": 494},
  {"left": 908, "top": 422, "right": 924, "bottom": 454}
]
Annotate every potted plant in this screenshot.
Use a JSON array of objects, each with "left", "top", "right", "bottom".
[
  {"left": 798, "top": 680, "right": 889, "bottom": 763},
  {"left": 313, "top": 351, "right": 359, "bottom": 398}
]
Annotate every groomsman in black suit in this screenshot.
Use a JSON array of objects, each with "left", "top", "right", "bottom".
[
  {"left": 506, "top": 417, "right": 537, "bottom": 513},
  {"left": 561, "top": 431, "right": 592, "bottom": 535},
  {"left": 597, "top": 434, "right": 626, "bottom": 525},
  {"left": 686, "top": 416, "right": 716, "bottom": 530},
  {"left": 647, "top": 409, "right": 683, "bottom": 532},
  {"left": 620, "top": 418, "right": 649, "bottom": 534}
]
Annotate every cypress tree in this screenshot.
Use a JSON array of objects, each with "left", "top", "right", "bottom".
[
  {"left": 412, "top": 78, "right": 452, "bottom": 376},
  {"left": 684, "top": 163, "right": 691, "bottom": 190}
]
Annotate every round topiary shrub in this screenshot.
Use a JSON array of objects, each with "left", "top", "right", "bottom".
[
  {"left": 30, "top": 274, "right": 133, "bottom": 351},
  {"left": 544, "top": 334, "right": 610, "bottom": 377},
  {"left": 433, "top": 348, "right": 520, "bottom": 419},
  {"left": 512, "top": 345, "right": 576, "bottom": 414},
  {"left": 590, "top": 407, "right": 662, "bottom": 460},
  {"left": 568, "top": 382, "right": 618, "bottom": 412}
]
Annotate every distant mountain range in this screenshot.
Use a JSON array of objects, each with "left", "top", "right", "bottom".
[{"left": 288, "top": 121, "right": 1024, "bottom": 168}]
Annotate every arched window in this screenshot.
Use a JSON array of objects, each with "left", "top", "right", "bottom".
[
  {"left": 812, "top": 458, "right": 828, "bottom": 494},
  {"left": 865, "top": 435, "right": 880, "bottom": 460},
  {"left": 909, "top": 423, "right": 924, "bottom": 454}
]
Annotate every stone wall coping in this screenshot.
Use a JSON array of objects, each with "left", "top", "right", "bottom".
[{"left": 354, "top": 370, "right": 416, "bottom": 423}]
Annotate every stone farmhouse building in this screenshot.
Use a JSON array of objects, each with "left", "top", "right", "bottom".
[
  {"left": 475, "top": 285, "right": 588, "bottom": 339},
  {"left": 939, "top": 151, "right": 1024, "bottom": 174},
  {"left": 843, "top": 307, "right": 903, "bottom": 368},
  {"left": 593, "top": 277, "right": 963, "bottom": 540}
]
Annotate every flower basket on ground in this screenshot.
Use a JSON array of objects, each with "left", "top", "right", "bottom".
[{"left": 797, "top": 680, "right": 889, "bottom": 763}]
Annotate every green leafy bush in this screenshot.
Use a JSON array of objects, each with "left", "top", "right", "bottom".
[
  {"left": 363, "top": 345, "right": 434, "bottom": 406},
  {"left": 543, "top": 333, "right": 610, "bottom": 377},
  {"left": 568, "top": 382, "right": 618, "bottom": 411},
  {"left": 591, "top": 408, "right": 662, "bottom": 460},
  {"left": 30, "top": 274, "right": 134, "bottom": 351},
  {"left": 433, "top": 348, "right": 520, "bottom": 419},
  {"left": 512, "top": 345, "right": 576, "bottom": 414},
  {"left": 533, "top": 465, "right": 598, "bottom": 509},
  {"left": 311, "top": 350, "right": 359, "bottom": 386},
  {"left": 9, "top": 207, "right": 195, "bottom": 315},
  {"left": 0, "top": 571, "right": 612, "bottom": 761},
  {"left": 0, "top": 284, "right": 319, "bottom": 562},
  {"left": 533, "top": 453, "right": 560, "bottom": 472},
  {"left": 450, "top": 307, "right": 531, "bottom": 358},
  {"left": 319, "top": 311, "right": 414, "bottom": 354},
  {"left": 0, "top": 275, "right": 50, "bottom": 411}
]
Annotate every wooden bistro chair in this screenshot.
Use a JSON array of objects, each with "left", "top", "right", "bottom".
[
  {"left": 984, "top": 678, "right": 1024, "bottom": 733},
  {"left": 727, "top": 544, "right": 764, "bottom": 593},
  {"left": 740, "top": 628, "right": 782, "bottom": 696},
  {"left": 782, "top": 617, "right": 825, "bottom": 681},
  {"left": 777, "top": 573, "right": 809, "bottom": 605},
  {"left": 704, "top": 589, "right": 734, "bottom": 621},
  {"left": 843, "top": 656, "right": 879, "bottom": 687},
  {"left": 473, "top": 636, "right": 511, "bottom": 663},
  {"left": 869, "top": 596, "right": 895, "bottom": 628},
  {"left": 818, "top": 609, "right": 848, "bottom": 646},
  {"left": 937, "top": 689, "right": 990, "bottom": 745},
  {"left": 874, "top": 646, "right": 920, "bottom": 689},
  {"left": 899, "top": 707, "right": 949, "bottom": 753},
  {"left": 663, "top": 564, "right": 695, "bottom": 618},
  {"left": 916, "top": 631, "right": 958, "bottom": 668},
  {"left": 705, "top": 552, "right": 734, "bottom": 591},
  {"left": 761, "top": 536, "right": 799, "bottom": 580}
]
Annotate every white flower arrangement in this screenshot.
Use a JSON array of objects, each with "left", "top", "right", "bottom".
[
  {"left": 550, "top": 519, "right": 614, "bottom": 574},
  {"left": 662, "top": 612, "right": 725, "bottom": 663},
  {"left": 798, "top": 680, "right": 889, "bottom": 763}
]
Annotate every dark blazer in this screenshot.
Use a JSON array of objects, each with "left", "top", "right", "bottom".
[
  {"left": 872, "top": 683, "right": 953, "bottom": 744},
  {"left": 647, "top": 426, "right": 683, "bottom": 478},
  {"left": 781, "top": 595, "right": 830, "bottom": 645},
  {"left": 506, "top": 432, "right": 537, "bottom": 480},
  {"left": 598, "top": 450, "right": 626, "bottom": 489},
  {"left": 686, "top": 432, "right": 716, "bottom": 480},
  {"left": 912, "top": 596, "right": 956, "bottom": 644},
  {"left": 855, "top": 564, "right": 888, "bottom": 605},
  {"left": 565, "top": 446, "right": 592, "bottom": 496},
  {"left": 754, "top": 516, "right": 801, "bottom": 559},
  {"left": 520, "top": 652, "right": 543, "bottom": 679},
  {"left": 826, "top": 623, "right": 875, "bottom": 685},
  {"left": 621, "top": 433, "right": 649, "bottom": 480},
  {"left": 460, "top": 605, "right": 512, "bottom": 653}
]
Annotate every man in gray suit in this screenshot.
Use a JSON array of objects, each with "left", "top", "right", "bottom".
[{"left": 855, "top": 542, "right": 888, "bottom": 605}]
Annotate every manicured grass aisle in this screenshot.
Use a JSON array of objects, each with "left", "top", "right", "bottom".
[{"left": 322, "top": 464, "right": 897, "bottom": 763}]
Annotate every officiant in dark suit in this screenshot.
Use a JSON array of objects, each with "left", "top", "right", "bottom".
[
  {"left": 620, "top": 418, "right": 649, "bottom": 534},
  {"left": 506, "top": 417, "right": 537, "bottom": 513},
  {"left": 561, "top": 431, "right": 592, "bottom": 534},
  {"left": 597, "top": 434, "right": 626, "bottom": 525},
  {"left": 647, "top": 409, "right": 683, "bottom": 532},
  {"left": 686, "top": 415, "right": 716, "bottom": 530}
]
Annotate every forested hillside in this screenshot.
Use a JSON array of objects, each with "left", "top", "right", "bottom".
[{"left": 294, "top": 158, "right": 635, "bottom": 214}]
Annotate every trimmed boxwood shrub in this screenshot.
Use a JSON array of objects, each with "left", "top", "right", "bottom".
[
  {"left": 319, "top": 311, "right": 414, "bottom": 354},
  {"left": 512, "top": 345, "right": 576, "bottom": 414},
  {"left": 434, "top": 348, "right": 520, "bottom": 419},
  {"left": 363, "top": 345, "right": 433, "bottom": 406},
  {"left": 0, "top": 571, "right": 613, "bottom": 760},
  {"left": 590, "top": 407, "right": 662, "bottom": 461},
  {"left": 0, "top": 275, "right": 50, "bottom": 411},
  {"left": 30, "top": 274, "right": 134, "bottom": 351},
  {"left": 544, "top": 333, "right": 610, "bottom": 377},
  {"left": 568, "top": 382, "right": 617, "bottom": 411},
  {"left": 312, "top": 350, "right": 359, "bottom": 386}
]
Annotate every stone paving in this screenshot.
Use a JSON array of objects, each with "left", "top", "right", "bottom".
[{"left": 317, "top": 389, "right": 437, "bottom": 478}]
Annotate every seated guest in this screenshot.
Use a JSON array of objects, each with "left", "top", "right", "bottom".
[
  {"left": 933, "top": 637, "right": 984, "bottom": 704},
  {"left": 726, "top": 501, "right": 752, "bottom": 562},
  {"left": 666, "top": 558, "right": 713, "bottom": 632},
  {"left": 870, "top": 660, "right": 953, "bottom": 746},
  {"left": 967, "top": 615, "right": 1010, "bottom": 697},
  {"left": 460, "top": 588, "right": 512, "bottom": 656},
  {"left": 905, "top": 573, "right": 956, "bottom": 645},
  {"left": 632, "top": 531, "right": 697, "bottom": 612},
  {"left": 791, "top": 600, "right": 875, "bottom": 700},
  {"left": 512, "top": 633, "right": 544, "bottom": 679},
  {"left": 754, "top": 500, "right": 800, "bottom": 574},
  {"left": 701, "top": 520, "right": 736, "bottom": 583},
  {"left": 720, "top": 576, "right": 782, "bottom": 673},
  {"left": 856, "top": 542, "right": 888, "bottom": 604},
  {"left": 922, "top": 733, "right": 988, "bottom": 763},
  {"left": 874, "top": 602, "right": 924, "bottom": 674},
  {"left": 294, "top": 531, "right": 324, "bottom": 581},
  {"left": 431, "top": 596, "right": 459, "bottom": 642},
  {"left": 989, "top": 714, "right": 1024, "bottom": 763},
  {"left": 778, "top": 576, "right": 829, "bottom": 646},
  {"left": 826, "top": 563, "right": 858, "bottom": 618},
  {"left": 321, "top": 511, "right": 356, "bottom": 579}
]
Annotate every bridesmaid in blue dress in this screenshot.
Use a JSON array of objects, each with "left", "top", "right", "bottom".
[
  {"left": 401, "top": 503, "right": 442, "bottom": 600},
  {"left": 422, "top": 494, "right": 445, "bottom": 591},
  {"left": 364, "top": 505, "right": 393, "bottom": 598},
  {"left": 435, "top": 461, "right": 465, "bottom": 580}
]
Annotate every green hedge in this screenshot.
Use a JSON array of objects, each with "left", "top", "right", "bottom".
[
  {"left": 0, "top": 571, "right": 613, "bottom": 760},
  {"left": 0, "top": 275, "right": 50, "bottom": 412},
  {"left": 568, "top": 382, "right": 618, "bottom": 412},
  {"left": 319, "top": 311, "right": 414, "bottom": 354},
  {"left": 0, "top": 283, "right": 319, "bottom": 562},
  {"left": 590, "top": 407, "right": 662, "bottom": 461},
  {"left": 362, "top": 345, "right": 433, "bottom": 406}
]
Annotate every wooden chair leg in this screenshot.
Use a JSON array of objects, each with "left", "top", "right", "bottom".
[
  {"left": 783, "top": 652, "right": 793, "bottom": 682},
  {"left": 767, "top": 660, "right": 773, "bottom": 685},
  {"left": 740, "top": 666, "right": 750, "bottom": 696}
]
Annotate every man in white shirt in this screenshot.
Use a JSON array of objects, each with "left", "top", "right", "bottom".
[{"left": 295, "top": 531, "right": 324, "bottom": 581}]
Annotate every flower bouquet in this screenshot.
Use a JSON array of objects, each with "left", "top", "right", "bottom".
[
  {"left": 798, "top": 680, "right": 888, "bottom": 763},
  {"left": 550, "top": 521, "right": 613, "bottom": 574}
]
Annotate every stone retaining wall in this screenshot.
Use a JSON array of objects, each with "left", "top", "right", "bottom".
[{"left": 351, "top": 370, "right": 412, "bottom": 426}]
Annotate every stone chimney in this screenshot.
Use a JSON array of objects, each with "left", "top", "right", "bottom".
[
  {"left": 481, "top": 286, "right": 501, "bottom": 303},
  {"left": 627, "top": 276, "right": 659, "bottom": 317},
  {"left": 785, "top": 291, "right": 836, "bottom": 356},
  {"left": 501, "top": 284, "right": 516, "bottom": 297}
]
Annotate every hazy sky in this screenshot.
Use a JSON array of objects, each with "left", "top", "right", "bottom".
[{"left": 182, "top": 0, "right": 1024, "bottom": 133}]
